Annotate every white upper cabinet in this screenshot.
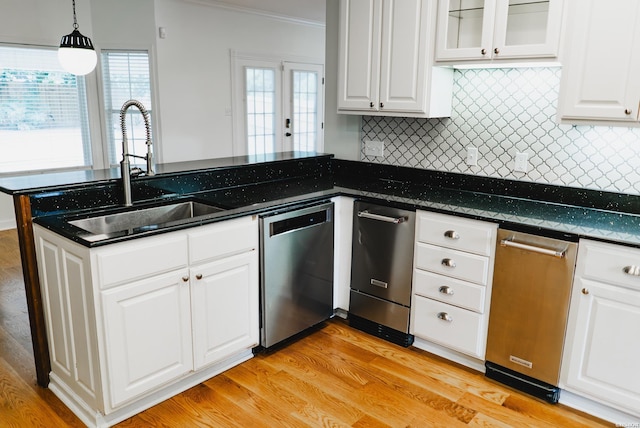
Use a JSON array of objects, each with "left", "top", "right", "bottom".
[
  {"left": 337, "top": 0, "right": 453, "bottom": 117},
  {"left": 435, "top": 0, "right": 564, "bottom": 63},
  {"left": 558, "top": 0, "right": 640, "bottom": 124}
]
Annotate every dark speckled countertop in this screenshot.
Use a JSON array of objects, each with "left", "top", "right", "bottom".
[{"left": 3, "top": 152, "right": 640, "bottom": 248}]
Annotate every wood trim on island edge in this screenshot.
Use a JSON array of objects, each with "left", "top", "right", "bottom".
[{"left": 13, "top": 194, "right": 50, "bottom": 387}]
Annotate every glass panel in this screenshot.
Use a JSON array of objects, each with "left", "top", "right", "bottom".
[
  {"left": 0, "top": 45, "right": 91, "bottom": 173},
  {"left": 292, "top": 70, "right": 318, "bottom": 152},
  {"left": 505, "top": 0, "right": 550, "bottom": 46},
  {"left": 447, "top": 0, "right": 486, "bottom": 49},
  {"left": 246, "top": 67, "right": 275, "bottom": 155},
  {"left": 101, "top": 51, "right": 152, "bottom": 165}
]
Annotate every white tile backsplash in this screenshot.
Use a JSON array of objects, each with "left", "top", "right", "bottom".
[{"left": 361, "top": 68, "right": 640, "bottom": 196}]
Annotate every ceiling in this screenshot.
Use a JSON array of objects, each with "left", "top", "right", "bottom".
[{"left": 194, "top": 0, "right": 326, "bottom": 24}]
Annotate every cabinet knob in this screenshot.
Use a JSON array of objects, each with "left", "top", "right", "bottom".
[
  {"left": 444, "top": 230, "right": 460, "bottom": 240},
  {"left": 437, "top": 312, "right": 453, "bottom": 322},
  {"left": 623, "top": 265, "right": 640, "bottom": 276},
  {"left": 380, "top": 102, "right": 384, "bottom": 109},
  {"left": 441, "top": 258, "right": 456, "bottom": 268},
  {"left": 581, "top": 288, "right": 589, "bottom": 295},
  {"left": 195, "top": 273, "right": 203, "bottom": 280},
  {"left": 439, "top": 286, "right": 454, "bottom": 295},
  {"left": 625, "top": 108, "right": 632, "bottom": 115},
  {"left": 370, "top": 102, "right": 374, "bottom": 108},
  {"left": 481, "top": 48, "right": 487, "bottom": 55},
  {"left": 181, "top": 276, "right": 189, "bottom": 282},
  {"left": 494, "top": 47, "right": 500, "bottom": 55}
]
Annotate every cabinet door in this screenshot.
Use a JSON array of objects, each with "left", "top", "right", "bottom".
[
  {"left": 563, "top": 278, "right": 640, "bottom": 415},
  {"left": 559, "top": 0, "right": 640, "bottom": 122},
  {"left": 191, "top": 251, "right": 259, "bottom": 370},
  {"left": 492, "top": 0, "right": 563, "bottom": 59},
  {"left": 378, "top": 0, "right": 430, "bottom": 112},
  {"left": 435, "top": 0, "right": 497, "bottom": 61},
  {"left": 101, "top": 269, "right": 192, "bottom": 410},
  {"left": 337, "top": 0, "right": 382, "bottom": 111}
]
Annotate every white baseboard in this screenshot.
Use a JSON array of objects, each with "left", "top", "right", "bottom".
[{"left": 0, "top": 219, "right": 16, "bottom": 231}]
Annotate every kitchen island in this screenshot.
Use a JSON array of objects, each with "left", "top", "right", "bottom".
[{"left": 2, "top": 152, "right": 640, "bottom": 424}]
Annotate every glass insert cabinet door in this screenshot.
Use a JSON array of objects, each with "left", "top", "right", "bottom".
[{"left": 435, "top": 0, "right": 564, "bottom": 61}]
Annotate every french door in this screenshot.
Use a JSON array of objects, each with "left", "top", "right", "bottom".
[{"left": 233, "top": 54, "right": 324, "bottom": 156}]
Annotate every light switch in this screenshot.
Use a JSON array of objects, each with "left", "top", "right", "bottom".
[{"left": 364, "top": 140, "right": 385, "bottom": 157}]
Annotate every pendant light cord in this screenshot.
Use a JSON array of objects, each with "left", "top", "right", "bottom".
[{"left": 72, "top": 0, "right": 79, "bottom": 30}]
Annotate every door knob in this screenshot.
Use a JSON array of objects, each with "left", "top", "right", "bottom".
[{"left": 195, "top": 274, "right": 203, "bottom": 280}]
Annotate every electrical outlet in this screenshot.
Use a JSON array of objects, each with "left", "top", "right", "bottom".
[
  {"left": 466, "top": 146, "right": 478, "bottom": 166},
  {"left": 364, "top": 140, "right": 385, "bottom": 157},
  {"left": 514, "top": 152, "right": 529, "bottom": 173}
]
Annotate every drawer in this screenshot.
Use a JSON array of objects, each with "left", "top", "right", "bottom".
[
  {"left": 95, "top": 232, "right": 188, "bottom": 289},
  {"left": 416, "top": 211, "right": 497, "bottom": 256},
  {"left": 414, "top": 242, "right": 490, "bottom": 285},
  {"left": 188, "top": 215, "right": 258, "bottom": 264},
  {"left": 413, "top": 269, "right": 486, "bottom": 313},
  {"left": 578, "top": 240, "right": 640, "bottom": 291},
  {"left": 411, "top": 295, "right": 485, "bottom": 358}
]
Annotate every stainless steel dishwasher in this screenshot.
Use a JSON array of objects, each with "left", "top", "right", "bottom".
[
  {"left": 349, "top": 201, "right": 416, "bottom": 347},
  {"left": 259, "top": 201, "right": 334, "bottom": 348},
  {"left": 485, "top": 229, "right": 578, "bottom": 403}
]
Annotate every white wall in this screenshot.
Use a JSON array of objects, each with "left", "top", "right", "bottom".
[
  {"left": 323, "top": 0, "right": 361, "bottom": 161},
  {"left": 0, "top": 0, "right": 326, "bottom": 228},
  {"left": 153, "top": 0, "right": 326, "bottom": 162}
]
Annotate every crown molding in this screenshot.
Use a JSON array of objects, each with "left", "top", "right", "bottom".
[{"left": 180, "top": 0, "right": 326, "bottom": 29}]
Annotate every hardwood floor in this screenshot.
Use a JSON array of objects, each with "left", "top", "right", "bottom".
[{"left": 0, "top": 229, "right": 612, "bottom": 427}]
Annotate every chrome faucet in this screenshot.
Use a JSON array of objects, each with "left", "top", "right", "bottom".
[{"left": 120, "top": 99, "right": 154, "bottom": 206}]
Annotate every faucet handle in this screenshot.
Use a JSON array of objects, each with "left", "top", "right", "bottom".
[{"left": 130, "top": 166, "right": 144, "bottom": 177}]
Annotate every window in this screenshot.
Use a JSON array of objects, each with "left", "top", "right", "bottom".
[
  {"left": 232, "top": 53, "right": 324, "bottom": 156},
  {"left": 100, "top": 50, "right": 152, "bottom": 166},
  {"left": 0, "top": 45, "right": 92, "bottom": 174}
]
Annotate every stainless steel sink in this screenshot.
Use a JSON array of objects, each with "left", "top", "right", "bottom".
[{"left": 69, "top": 201, "right": 225, "bottom": 235}]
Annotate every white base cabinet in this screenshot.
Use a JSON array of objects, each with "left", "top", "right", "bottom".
[
  {"left": 34, "top": 215, "right": 259, "bottom": 427},
  {"left": 561, "top": 239, "right": 640, "bottom": 419},
  {"left": 410, "top": 211, "right": 497, "bottom": 364}
]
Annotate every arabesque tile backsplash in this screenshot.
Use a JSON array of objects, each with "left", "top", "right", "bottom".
[{"left": 360, "top": 67, "right": 640, "bottom": 196}]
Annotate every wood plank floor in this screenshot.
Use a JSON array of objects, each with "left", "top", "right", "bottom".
[{"left": 0, "top": 229, "right": 612, "bottom": 427}]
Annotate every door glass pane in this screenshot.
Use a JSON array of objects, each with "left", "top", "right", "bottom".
[
  {"left": 447, "top": 0, "right": 486, "bottom": 49},
  {"left": 0, "top": 45, "right": 92, "bottom": 173},
  {"left": 505, "top": 0, "right": 550, "bottom": 46},
  {"left": 292, "top": 70, "right": 318, "bottom": 152},
  {"left": 246, "top": 67, "right": 275, "bottom": 156}
]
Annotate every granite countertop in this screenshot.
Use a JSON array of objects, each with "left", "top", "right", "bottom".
[{"left": 4, "top": 153, "right": 640, "bottom": 248}]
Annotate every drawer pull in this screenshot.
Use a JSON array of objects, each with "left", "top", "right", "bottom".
[
  {"left": 437, "top": 312, "right": 453, "bottom": 322},
  {"left": 370, "top": 278, "right": 388, "bottom": 289},
  {"left": 623, "top": 265, "right": 640, "bottom": 276},
  {"left": 439, "top": 286, "right": 454, "bottom": 295},
  {"left": 444, "top": 230, "right": 460, "bottom": 240},
  {"left": 441, "top": 258, "right": 456, "bottom": 268}
]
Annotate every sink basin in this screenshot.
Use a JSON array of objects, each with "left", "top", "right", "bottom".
[{"left": 69, "top": 201, "right": 225, "bottom": 235}]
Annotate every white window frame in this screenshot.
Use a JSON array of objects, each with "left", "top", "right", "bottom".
[{"left": 230, "top": 50, "right": 324, "bottom": 156}]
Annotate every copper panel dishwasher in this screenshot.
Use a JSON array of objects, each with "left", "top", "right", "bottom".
[{"left": 485, "top": 229, "right": 578, "bottom": 403}]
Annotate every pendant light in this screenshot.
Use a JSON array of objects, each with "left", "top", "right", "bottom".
[{"left": 58, "top": 0, "right": 97, "bottom": 76}]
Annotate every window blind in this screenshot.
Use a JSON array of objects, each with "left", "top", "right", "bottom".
[
  {"left": 0, "top": 45, "right": 92, "bottom": 173},
  {"left": 101, "top": 51, "right": 152, "bottom": 165}
]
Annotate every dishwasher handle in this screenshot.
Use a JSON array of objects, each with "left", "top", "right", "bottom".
[
  {"left": 357, "top": 210, "right": 407, "bottom": 224},
  {"left": 500, "top": 237, "right": 567, "bottom": 258}
]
